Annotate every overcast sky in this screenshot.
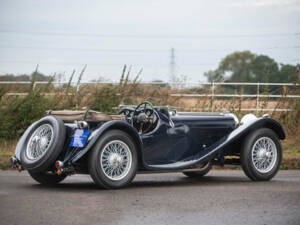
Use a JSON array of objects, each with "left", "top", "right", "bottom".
[{"left": 0, "top": 0, "right": 299, "bottom": 82}]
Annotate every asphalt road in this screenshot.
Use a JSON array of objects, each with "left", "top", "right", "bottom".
[{"left": 0, "top": 170, "right": 300, "bottom": 225}]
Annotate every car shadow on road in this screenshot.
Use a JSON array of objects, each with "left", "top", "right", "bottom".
[
  {"left": 26, "top": 175, "right": 257, "bottom": 192},
  {"left": 129, "top": 175, "right": 254, "bottom": 189}
]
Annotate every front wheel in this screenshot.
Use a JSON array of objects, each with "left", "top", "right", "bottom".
[
  {"left": 241, "top": 128, "right": 282, "bottom": 181},
  {"left": 88, "top": 130, "right": 138, "bottom": 189}
]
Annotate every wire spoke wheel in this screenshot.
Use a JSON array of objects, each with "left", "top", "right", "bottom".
[
  {"left": 251, "top": 137, "right": 277, "bottom": 173},
  {"left": 100, "top": 140, "right": 132, "bottom": 181},
  {"left": 26, "top": 124, "right": 54, "bottom": 161}
]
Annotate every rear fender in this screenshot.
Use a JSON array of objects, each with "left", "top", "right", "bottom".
[{"left": 70, "top": 120, "right": 143, "bottom": 163}]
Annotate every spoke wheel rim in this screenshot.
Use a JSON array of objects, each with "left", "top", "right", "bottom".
[
  {"left": 251, "top": 137, "right": 277, "bottom": 173},
  {"left": 100, "top": 140, "right": 132, "bottom": 181},
  {"left": 26, "top": 124, "right": 54, "bottom": 161}
]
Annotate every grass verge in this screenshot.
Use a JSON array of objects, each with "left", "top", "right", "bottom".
[{"left": 0, "top": 139, "right": 17, "bottom": 170}]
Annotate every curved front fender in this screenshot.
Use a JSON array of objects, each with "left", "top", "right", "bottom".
[
  {"left": 239, "top": 117, "right": 285, "bottom": 140},
  {"left": 71, "top": 120, "right": 142, "bottom": 163},
  {"left": 149, "top": 117, "right": 285, "bottom": 170}
]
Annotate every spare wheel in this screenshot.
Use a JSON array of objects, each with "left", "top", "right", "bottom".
[{"left": 19, "top": 116, "right": 66, "bottom": 172}]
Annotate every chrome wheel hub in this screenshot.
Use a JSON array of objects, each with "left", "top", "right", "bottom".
[
  {"left": 100, "top": 140, "right": 132, "bottom": 181},
  {"left": 252, "top": 137, "right": 277, "bottom": 173},
  {"left": 26, "top": 124, "right": 54, "bottom": 161},
  {"left": 108, "top": 153, "right": 123, "bottom": 168}
]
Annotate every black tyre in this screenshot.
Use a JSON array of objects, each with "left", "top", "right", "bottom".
[
  {"left": 241, "top": 128, "right": 282, "bottom": 181},
  {"left": 28, "top": 171, "right": 67, "bottom": 185},
  {"left": 183, "top": 161, "right": 212, "bottom": 178},
  {"left": 20, "top": 116, "right": 66, "bottom": 172},
  {"left": 88, "top": 130, "right": 138, "bottom": 189}
]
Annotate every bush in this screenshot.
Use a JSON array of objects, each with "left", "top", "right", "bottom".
[
  {"left": 0, "top": 66, "right": 141, "bottom": 139},
  {"left": 0, "top": 66, "right": 299, "bottom": 139}
]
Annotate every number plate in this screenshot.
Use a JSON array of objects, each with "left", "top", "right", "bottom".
[{"left": 70, "top": 129, "right": 90, "bottom": 147}]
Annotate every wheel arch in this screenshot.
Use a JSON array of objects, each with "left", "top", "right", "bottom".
[
  {"left": 71, "top": 120, "right": 144, "bottom": 168},
  {"left": 243, "top": 118, "right": 285, "bottom": 140},
  {"left": 260, "top": 118, "right": 285, "bottom": 140},
  {"left": 226, "top": 117, "right": 285, "bottom": 156},
  {"left": 102, "top": 123, "right": 144, "bottom": 168}
]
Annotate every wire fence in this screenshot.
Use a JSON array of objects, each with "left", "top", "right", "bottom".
[{"left": 0, "top": 81, "right": 299, "bottom": 112}]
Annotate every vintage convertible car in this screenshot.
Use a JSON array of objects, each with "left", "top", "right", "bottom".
[{"left": 11, "top": 101, "right": 285, "bottom": 189}]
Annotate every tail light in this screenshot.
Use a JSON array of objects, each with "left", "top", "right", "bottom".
[{"left": 55, "top": 161, "right": 64, "bottom": 169}]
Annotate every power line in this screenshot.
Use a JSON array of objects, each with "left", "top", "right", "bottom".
[
  {"left": 0, "top": 60, "right": 216, "bottom": 67},
  {"left": 0, "top": 30, "right": 299, "bottom": 39},
  {"left": 0, "top": 45, "right": 165, "bottom": 52},
  {"left": 1, "top": 59, "right": 298, "bottom": 67},
  {"left": 0, "top": 45, "right": 299, "bottom": 53}
]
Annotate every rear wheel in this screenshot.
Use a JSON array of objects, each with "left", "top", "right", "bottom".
[
  {"left": 28, "top": 171, "right": 67, "bottom": 185},
  {"left": 183, "top": 161, "right": 212, "bottom": 178},
  {"left": 88, "top": 130, "right": 138, "bottom": 189},
  {"left": 241, "top": 128, "right": 282, "bottom": 181}
]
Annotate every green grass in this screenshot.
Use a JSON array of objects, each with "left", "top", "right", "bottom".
[
  {"left": 0, "top": 139, "right": 17, "bottom": 170},
  {"left": 281, "top": 137, "right": 300, "bottom": 169}
]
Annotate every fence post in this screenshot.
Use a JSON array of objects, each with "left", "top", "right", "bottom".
[
  {"left": 256, "top": 82, "right": 260, "bottom": 114},
  {"left": 211, "top": 81, "right": 215, "bottom": 112},
  {"left": 76, "top": 83, "right": 81, "bottom": 96},
  {"left": 33, "top": 82, "right": 36, "bottom": 91},
  {"left": 75, "top": 84, "right": 81, "bottom": 108}
]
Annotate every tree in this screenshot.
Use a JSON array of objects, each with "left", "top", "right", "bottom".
[
  {"left": 205, "top": 51, "right": 299, "bottom": 83},
  {"left": 219, "top": 51, "right": 255, "bottom": 82},
  {"left": 0, "top": 72, "right": 51, "bottom": 81},
  {"left": 277, "top": 64, "right": 299, "bottom": 83},
  {"left": 250, "top": 55, "right": 279, "bottom": 82},
  {"left": 0, "top": 74, "right": 30, "bottom": 81},
  {"left": 204, "top": 70, "right": 222, "bottom": 82},
  {"left": 152, "top": 79, "right": 168, "bottom": 87}
]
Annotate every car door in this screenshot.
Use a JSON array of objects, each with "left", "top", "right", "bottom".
[
  {"left": 171, "top": 115, "right": 236, "bottom": 161},
  {"left": 141, "top": 112, "right": 176, "bottom": 166}
]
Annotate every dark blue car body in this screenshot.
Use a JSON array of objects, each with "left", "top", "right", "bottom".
[
  {"left": 14, "top": 105, "right": 285, "bottom": 176},
  {"left": 14, "top": 106, "right": 285, "bottom": 174}
]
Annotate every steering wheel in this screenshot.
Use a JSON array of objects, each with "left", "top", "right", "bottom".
[{"left": 133, "top": 101, "right": 156, "bottom": 133}]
